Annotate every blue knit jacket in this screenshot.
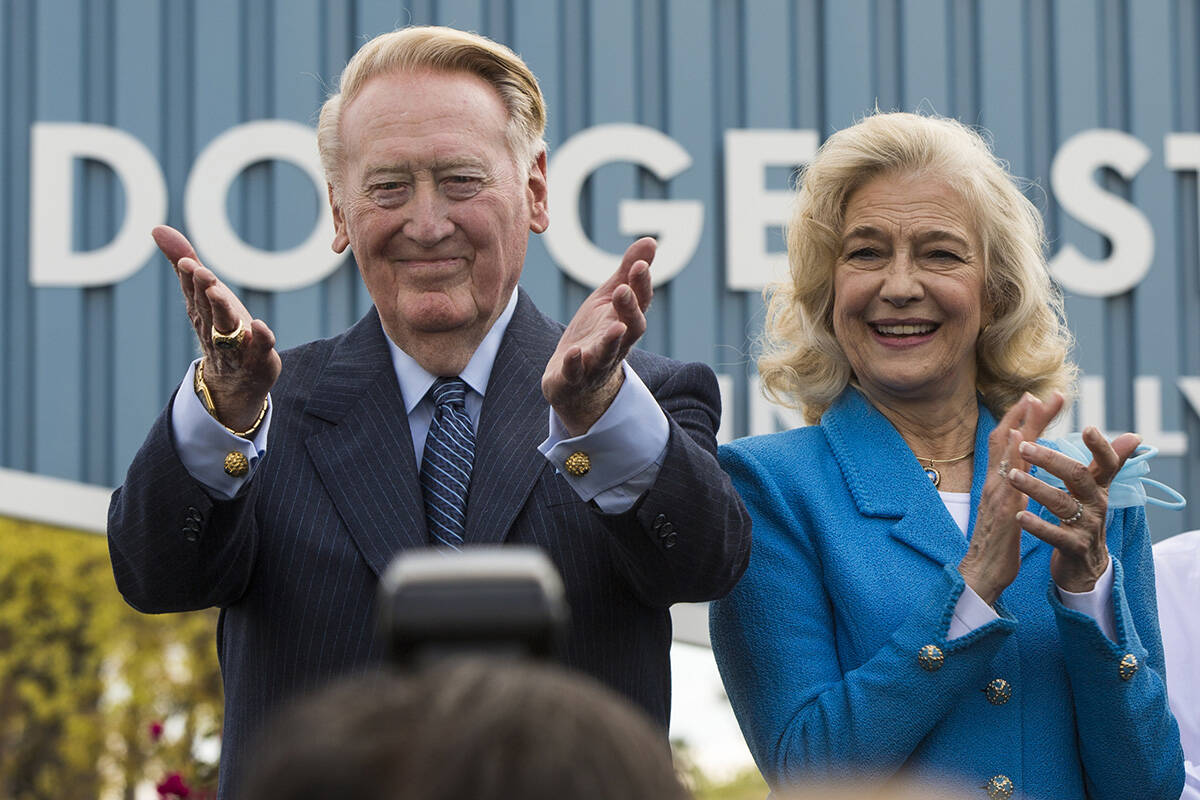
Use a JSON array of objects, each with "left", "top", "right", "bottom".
[{"left": 710, "top": 388, "right": 1183, "bottom": 799}]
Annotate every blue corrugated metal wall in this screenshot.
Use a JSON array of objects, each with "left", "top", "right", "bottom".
[{"left": 2, "top": 0, "right": 1198, "bottom": 539}]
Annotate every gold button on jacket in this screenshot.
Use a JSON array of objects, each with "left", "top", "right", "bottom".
[
  {"left": 984, "top": 678, "right": 1012, "bottom": 705},
  {"left": 917, "top": 644, "right": 944, "bottom": 672},
  {"left": 985, "top": 774, "right": 1014, "bottom": 799},
  {"left": 1119, "top": 653, "right": 1139, "bottom": 681}
]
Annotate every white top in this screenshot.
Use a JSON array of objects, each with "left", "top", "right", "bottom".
[{"left": 1153, "top": 530, "right": 1200, "bottom": 799}]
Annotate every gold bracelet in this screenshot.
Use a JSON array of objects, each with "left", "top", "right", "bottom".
[{"left": 194, "top": 359, "right": 269, "bottom": 439}]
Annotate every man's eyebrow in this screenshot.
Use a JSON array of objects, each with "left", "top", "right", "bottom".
[
  {"left": 362, "top": 164, "right": 413, "bottom": 181},
  {"left": 429, "top": 156, "right": 489, "bottom": 172},
  {"left": 363, "top": 158, "right": 488, "bottom": 179}
]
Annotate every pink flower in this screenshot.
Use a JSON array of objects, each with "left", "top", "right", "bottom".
[
  {"left": 149, "top": 721, "right": 164, "bottom": 742},
  {"left": 156, "top": 772, "right": 191, "bottom": 798}
]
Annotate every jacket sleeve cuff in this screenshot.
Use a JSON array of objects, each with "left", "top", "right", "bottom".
[
  {"left": 1055, "top": 556, "right": 1117, "bottom": 642},
  {"left": 1050, "top": 556, "right": 1146, "bottom": 669},
  {"left": 170, "top": 359, "right": 271, "bottom": 499},
  {"left": 538, "top": 361, "right": 668, "bottom": 510},
  {"left": 947, "top": 577, "right": 1001, "bottom": 639}
]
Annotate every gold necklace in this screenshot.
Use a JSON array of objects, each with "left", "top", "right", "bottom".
[{"left": 914, "top": 450, "right": 973, "bottom": 488}]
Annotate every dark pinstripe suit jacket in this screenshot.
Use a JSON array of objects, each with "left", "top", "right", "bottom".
[{"left": 108, "top": 289, "right": 751, "bottom": 797}]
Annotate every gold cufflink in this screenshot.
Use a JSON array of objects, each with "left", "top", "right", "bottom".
[
  {"left": 224, "top": 451, "right": 250, "bottom": 477},
  {"left": 565, "top": 451, "right": 590, "bottom": 477},
  {"left": 917, "top": 644, "right": 944, "bottom": 672},
  {"left": 1119, "top": 653, "right": 1139, "bottom": 681}
]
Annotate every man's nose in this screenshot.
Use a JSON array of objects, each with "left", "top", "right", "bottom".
[
  {"left": 402, "top": 184, "right": 454, "bottom": 246},
  {"left": 879, "top": 251, "right": 924, "bottom": 306}
]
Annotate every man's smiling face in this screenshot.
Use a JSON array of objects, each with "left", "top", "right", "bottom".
[{"left": 330, "top": 68, "right": 548, "bottom": 359}]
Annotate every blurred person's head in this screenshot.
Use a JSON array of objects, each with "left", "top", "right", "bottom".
[
  {"left": 238, "top": 658, "right": 691, "bottom": 800},
  {"left": 759, "top": 110, "right": 1075, "bottom": 424}
]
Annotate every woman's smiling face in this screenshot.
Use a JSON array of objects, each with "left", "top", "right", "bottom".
[{"left": 832, "top": 171, "right": 987, "bottom": 409}]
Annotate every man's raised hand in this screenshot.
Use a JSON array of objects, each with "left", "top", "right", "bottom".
[
  {"left": 542, "top": 237, "right": 655, "bottom": 436},
  {"left": 154, "top": 225, "right": 281, "bottom": 432}
]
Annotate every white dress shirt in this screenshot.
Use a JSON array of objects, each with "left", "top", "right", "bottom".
[
  {"left": 1153, "top": 530, "right": 1200, "bottom": 800},
  {"left": 170, "top": 289, "right": 669, "bottom": 513}
]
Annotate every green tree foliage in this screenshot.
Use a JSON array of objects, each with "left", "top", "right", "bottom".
[{"left": 0, "top": 518, "right": 223, "bottom": 799}]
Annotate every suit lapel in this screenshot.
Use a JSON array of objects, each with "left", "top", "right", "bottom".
[
  {"left": 824, "top": 389, "right": 1045, "bottom": 567},
  {"left": 304, "top": 308, "right": 428, "bottom": 577},
  {"left": 464, "top": 290, "right": 558, "bottom": 544}
]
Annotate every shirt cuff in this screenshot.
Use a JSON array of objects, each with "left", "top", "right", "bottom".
[
  {"left": 1055, "top": 557, "right": 1117, "bottom": 642},
  {"left": 170, "top": 359, "right": 271, "bottom": 500},
  {"left": 948, "top": 579, "right": 1001, "bottom": 639},
  {"left": 538, "top": 361, "right": 669, "bottom": 513}
]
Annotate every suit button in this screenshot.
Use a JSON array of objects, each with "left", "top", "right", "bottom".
[
  {"left": 662, "top": 531, "right": 678, "bottom": 549},
  {"left": 1119, "top": 653, "right": 1139, "bottom": 681},
  {"left": 984, "top": 678, "right": 1011, "bottom": 705},
  {"left": 984, "top": 774, "right": 1013, "bottom": 799},
  {"left": 653, "top": 513, "right": 667, "bottom": 531},
  {"left": 917, "top": 644, "right": 944, "bottom": 672},
  {"left": 224, "top": 451, "right": 250, "bottom": 477}
]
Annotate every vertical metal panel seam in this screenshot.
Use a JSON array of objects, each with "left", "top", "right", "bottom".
[
  {"left": 0, "top": 0, "right": 7, "bottom": 463},
  {"left": 896, "top": 0, "right": 906, "bottom": 107}
]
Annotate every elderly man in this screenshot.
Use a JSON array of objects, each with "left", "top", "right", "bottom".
[{"left": 107, "top": 25, "right": 749, "bottom": 798}]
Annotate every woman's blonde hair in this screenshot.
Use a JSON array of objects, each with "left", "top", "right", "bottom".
[
  {"left": 760, "top": 111, "right": 1076, "bottom": 424},
  {"left": 317, "top": 26, "right": 546, "bottom": 201}
]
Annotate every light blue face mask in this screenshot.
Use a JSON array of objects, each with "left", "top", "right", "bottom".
[{"left": 1041, "top": 433, "right": 1187, "bottom": 510}]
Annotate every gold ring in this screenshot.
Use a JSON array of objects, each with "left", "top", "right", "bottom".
[
  {"left": 1062, "top": 497, "right": 1084, "bottom": 525},
  {"left": 211, "top": 319, "right": 247, "bottom": 350}
]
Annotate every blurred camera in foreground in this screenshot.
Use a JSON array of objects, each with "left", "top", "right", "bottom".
[{"left": 377, "top": 546, "right": 570, "bottom": 668}]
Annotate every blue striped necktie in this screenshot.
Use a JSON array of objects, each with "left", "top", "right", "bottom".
[{"left": 420, "top": 377, "right": 475, "bottom": 549}]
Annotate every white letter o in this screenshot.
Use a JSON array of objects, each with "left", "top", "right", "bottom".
[{"left": 184, "top": 120, "right": 340, "bottom": 291}]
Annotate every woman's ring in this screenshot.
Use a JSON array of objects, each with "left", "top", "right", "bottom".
[
  {"left": 1062, "top": 497, "right": 1084, "bottom": 525},
  {"left": 212, "top": 319, "right": 247, "bottom": 350},
  {"left": 996, "top": 459, "right": 1011, "bottom": 478}
]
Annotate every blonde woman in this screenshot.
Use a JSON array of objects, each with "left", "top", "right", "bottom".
[{"left": 710, "top": 112, "right": 1183, "bottom": 800}]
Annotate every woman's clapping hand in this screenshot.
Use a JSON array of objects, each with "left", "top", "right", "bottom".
[
  {"left": 1006, "top": 427, "right": 1140, "bottom": 593},
  {"left": 958, "top": 392, "right": 1063, "bottom": 605}
]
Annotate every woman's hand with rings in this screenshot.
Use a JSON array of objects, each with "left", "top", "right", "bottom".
[
  {"left": 960, "top": 391, "right": 1064, "bottom": 606},
  {"left": 1003, "top": 426, "right": 1141, "bottom": 593}
]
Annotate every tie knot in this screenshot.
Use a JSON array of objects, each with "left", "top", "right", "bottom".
[{"left": 430, "top": 377, "right": 468, "bottom": 409}]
